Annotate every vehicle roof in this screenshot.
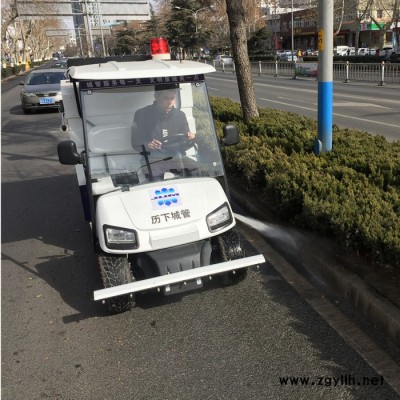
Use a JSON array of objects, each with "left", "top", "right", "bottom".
[
  {"left": 29, "top": 68, "right": 64, "bottom": 74},
  {"left": 67, "top": 58, "right": 216, "bottom": 80}
]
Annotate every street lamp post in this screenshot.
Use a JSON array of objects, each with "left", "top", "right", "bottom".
[
  {"left": 95, "top": 0, "right": 106, "bottom": 56},
  {"left": 76, "top": 27, "right": 84, "bottom": 56},
  {"left": 291, "top": 0, "right": 294, "bottom": 61}
]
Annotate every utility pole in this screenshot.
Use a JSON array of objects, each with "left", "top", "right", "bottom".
[
  {"left": 96, "top": 0, "right": 106, "bottom": 56},
  {"left": 315, "top": 0, "right": 333, "bottom": 154}
]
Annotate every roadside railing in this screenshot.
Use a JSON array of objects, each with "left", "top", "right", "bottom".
[{"left": 211, "top": 60, "right": 400, "bottom": 85}]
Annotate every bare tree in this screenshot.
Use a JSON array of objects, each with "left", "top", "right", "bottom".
[
  {"left": 225, "top": 0, "right": 259, "bottom": 122},
  {"left": 352, "top": 0, "right": 374, "bottom": 51},
  {"left": 1, "top": 0, "right": 18, "bottom": 65},
  {"left": 26, "top": 19, "right": 62, "bottom": 61},
  {"left": 370, "top": 0, "right": 399, "bottom": 49},
  {"left": 2, "top": 0, "right": 63, "bottom": 64}
]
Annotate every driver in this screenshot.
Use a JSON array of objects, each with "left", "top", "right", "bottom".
[{"left": 132, "top": 83, "right": 195, "bottom": 152}]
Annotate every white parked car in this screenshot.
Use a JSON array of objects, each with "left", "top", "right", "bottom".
[
  {"left": 280, "top": 51, "right": 298, "bottom": 62},
  {"left": 276, "top": 50, "right": 286, "bottom": 58},
  {"left": 334, "top": 46, "right": 349, "bottom": 56},
  {"left": 383, "top": 47, "right": 396, "bottom": 59},
  {"left": 214, "top": 55, "right": 233, "bottom": 66},
  {"left": 382, "top": 46, "right": 394, "bottom": 56},
  {"left": 356, "top": 48, "right": 376, "bottom": 56}
]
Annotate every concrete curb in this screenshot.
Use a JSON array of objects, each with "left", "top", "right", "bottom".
[
  {"left": 309, "top": 251, "right": 400, "bottom": 347},
  {"left": 230, "top": 183, "right": 400, "bottom": 348}
]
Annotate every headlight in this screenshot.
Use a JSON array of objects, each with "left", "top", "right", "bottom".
[
  {"left": 22, "top": 92, "right": 36, "bottom": 97},
  {"left": 103, "top": 225, "right": 138, "bottom": 250},
  {"left": 206, "top": 202, "right": 233, "bottom": 232}
]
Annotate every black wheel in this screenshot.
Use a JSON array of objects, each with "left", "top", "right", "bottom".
[
  {"left": 98, "top": 254, "right": 135, "bottom": 313},
  {"left": 216, "top": 228, "right": 248, "bottom": 285}
]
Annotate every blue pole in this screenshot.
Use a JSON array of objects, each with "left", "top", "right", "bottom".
[{"left": 315, "top": 0, "right": 333, "bottom": 154}]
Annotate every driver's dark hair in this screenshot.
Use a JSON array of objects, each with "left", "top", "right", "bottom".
[{"left": 154, "top": 83, "right": 179, "bottom": 92}]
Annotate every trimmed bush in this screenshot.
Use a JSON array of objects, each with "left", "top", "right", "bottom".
[{"left": 211, "top": 96, "right": 400, "bottom": 268}]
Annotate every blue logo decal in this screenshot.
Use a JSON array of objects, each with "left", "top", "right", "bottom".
[{"left": 150, "top": 185, "right": 182, "bottom": 210}]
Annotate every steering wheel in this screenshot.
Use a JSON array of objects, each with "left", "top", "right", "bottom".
[{"left": 161, "top": 133, "right": 195, "bottom": 152}]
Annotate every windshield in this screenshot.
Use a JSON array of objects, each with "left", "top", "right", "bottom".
[
  {"left": 26, "top": 71, "right": 66, "bottom": 85},
  {"left": 80, "top": 80, "right": 224, "bottom": 195}
]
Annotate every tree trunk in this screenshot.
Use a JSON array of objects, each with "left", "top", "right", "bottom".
[{"left": 225, "top": 0, "right": 259, "bottom": 124}]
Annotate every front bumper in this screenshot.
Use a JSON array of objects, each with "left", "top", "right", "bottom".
[
  {"left": 21, "top": 100, "right": 61, "bottom": 110},
  {"left": 93, "top": 254, "right": 265, "bottom": 301}
]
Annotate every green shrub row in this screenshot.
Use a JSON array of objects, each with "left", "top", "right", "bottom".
[
  {"left": 211, "top": 97, "right": 400, "bottom": 268},
  {"left": 1, "top": 60, "right": 47, "bottom": 80},
  {"left": 1, "top": 64, "right": 26, "bottom": 79}
]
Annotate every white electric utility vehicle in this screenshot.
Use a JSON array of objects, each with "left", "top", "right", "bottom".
[{"left": 57, "top": 39, "right": 265, "bottom": 313}]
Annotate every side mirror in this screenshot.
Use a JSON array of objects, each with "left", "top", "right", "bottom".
[
  {"left": 220, "top": 124, "right": 240, "bottom": 147},
  {"left": 57, "top": 140, "right": 81, "bottom": 165}
]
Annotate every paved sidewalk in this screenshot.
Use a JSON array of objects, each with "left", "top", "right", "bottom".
[{"left": 229, "top": 181, "right": 400, "bottom": 348}]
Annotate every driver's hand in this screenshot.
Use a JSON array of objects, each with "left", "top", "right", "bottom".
[
  {"left": 148, "top": 139, "right": 162, "bottom": 150},
  {"left": 188, "top": 131, "right": 196, "bottom": 140}
]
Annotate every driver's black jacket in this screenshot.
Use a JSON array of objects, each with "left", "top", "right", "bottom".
[{"left": 132, "top": 102, "right": 189, "bottom": 149}]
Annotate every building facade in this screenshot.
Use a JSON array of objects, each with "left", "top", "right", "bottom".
[{"left": 264, "top": 1, "right": 398, "bottom": 52}]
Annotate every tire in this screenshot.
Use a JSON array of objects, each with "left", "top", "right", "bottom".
[
  {"left": 216, "top": 228, "right": 248, "bottom": 285},
  {"left": 98, "top": 254, "right": 135, "bottom": 313}
]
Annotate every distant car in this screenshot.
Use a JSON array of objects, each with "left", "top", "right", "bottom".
[
  {"left": 386, "top": 49, "right": 400, "bottom": 62},
  {"left": 304, "top": 49, "right": 317, "bottom": 56},
  {"left": 52, "top": 61, "right": 68, "bottom": 68},
  {"left": 357, "top": 48, "right": 368, "bottom": 56},
  {"left": 382, "top": 46, "right": 394, "bottom": 56},
  {"left": 383, "top": 48, "right": 397, "bottom": 60},
  {"left": 214, "top": 55, "right": 233, "bottom": 66},
  {"left": 276, "top": 50, "right": 285, "bottom": 58},
  {"left": 19, "top": 69, "right": 66, "bottom": 114},
  {"left": 280, "top": 51, "right": 298, "bottom": 62},
  {"left": 334, "top": 46, "right": 350, "bottom": 56},
  {"left": 358, "top": 48, "right": 377, "bottom": 56}
]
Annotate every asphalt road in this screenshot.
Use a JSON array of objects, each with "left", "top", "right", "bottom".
[
  {"left": 2, "top": 76, "right": 400, "bottom": 399},
  {"left": 205, "top": 72, "right": 400, "bottom": 142}
]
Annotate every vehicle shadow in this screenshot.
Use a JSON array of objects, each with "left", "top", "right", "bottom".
[
  {"left": 8, "top": 104, "right": 60, "bottom": 116},
  {"left": 1, "top": 173, "right": 108, "bottom": 320},
  {"left": 1, "top": 172, "right": 251, "bottom": 321}
]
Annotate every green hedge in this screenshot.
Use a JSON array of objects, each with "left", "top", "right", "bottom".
[
  {"left": 211, "top": 96, "right": 400, "bottom": 268},
  {"left": 1, "top": 60, "right": 46, "bottom": 80},
  {"left": 1, "top": 64, "right": 26, "bottom": 79}
]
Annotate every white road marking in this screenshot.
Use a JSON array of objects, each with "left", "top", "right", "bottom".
[
  {"left": 333, "top": 101, "right": 392, "bottom": 109},
  {"left": 207, "top": 75, "right": 399, "bottom": 106},
  {"left": 258, "top": 98, "right": 400, "bottom": 128}
]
